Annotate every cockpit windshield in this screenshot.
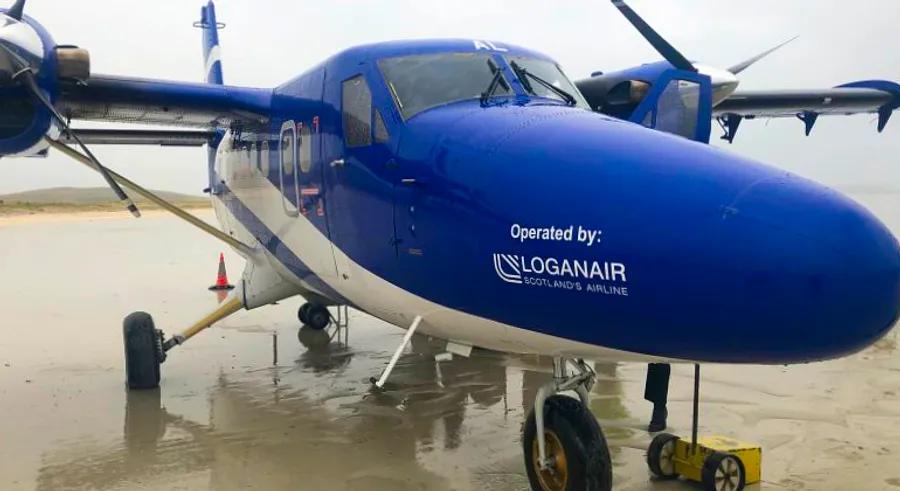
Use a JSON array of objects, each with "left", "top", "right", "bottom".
[
  {"left": 378, "top": 52, "right": 511, "bottom": 120},
  {"left": 505, "top": 56, "right": 590, "bottom": 109}
]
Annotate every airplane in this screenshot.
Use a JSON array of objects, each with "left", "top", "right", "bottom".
[{"left": 1, "top": 0, "right": 899, "bottom": 490}]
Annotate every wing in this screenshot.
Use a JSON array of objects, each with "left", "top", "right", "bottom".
[
  {"left": 713, "top": 80, "right": 900, "bottom": 142},
  {"left": 58, "top": 75, "right": 273, "bottom": 130}
]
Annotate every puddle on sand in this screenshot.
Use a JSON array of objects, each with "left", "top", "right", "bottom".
[{"left": 0, "top": 197, "right": 899, "bottom": 490}]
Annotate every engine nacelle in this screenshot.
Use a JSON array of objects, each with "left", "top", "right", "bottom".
[{"left": 0, "top": 9, "right": 64, "bottom": 156}]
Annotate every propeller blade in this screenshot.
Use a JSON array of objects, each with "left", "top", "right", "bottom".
[
  {"left": 611, "top": 0, "right": 697, "bottom": 72},
  {"left": 7, "top": 0, "right": 25, "bottom": 20},
  {"left": 13, "top": 68, "right": 141, "bottom": 217},
  {"left": 728, "top": 36, "right": 798, "bottom": 75}
]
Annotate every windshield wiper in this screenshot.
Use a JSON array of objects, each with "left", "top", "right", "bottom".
[
  {"left": 480, "top": 59, "right": 510, "bottom": 106},
  {"left": 510, "top": 61, "right": 577, "bottom": 106}
]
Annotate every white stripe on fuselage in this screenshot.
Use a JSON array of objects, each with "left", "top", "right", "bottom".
[{"left": 215, "top": 143, "right": 668, "bottom": 362}]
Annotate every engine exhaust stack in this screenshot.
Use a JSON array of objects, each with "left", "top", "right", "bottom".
[{"left": 55, "top": 46, "right": 89, "bottom": 82}]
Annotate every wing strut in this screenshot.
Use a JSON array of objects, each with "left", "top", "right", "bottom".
[{"left": 45, "top": 137, "right": 254, "bottom": 256}]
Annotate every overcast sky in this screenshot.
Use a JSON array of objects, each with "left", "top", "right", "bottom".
[{"left": 1, "top": 0, "right": 898, "bottom": 196}]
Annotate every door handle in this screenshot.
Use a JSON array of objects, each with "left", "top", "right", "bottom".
[{"left": 330, "top": 158, "right": 346, "bottom": 168}]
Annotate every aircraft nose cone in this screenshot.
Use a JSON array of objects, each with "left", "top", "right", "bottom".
[
  {"left": 410, "top": 105, "right": 898, "bottom": 363},
  {"left": 727, "top": 175, "right": 900, "bottom": 360}
]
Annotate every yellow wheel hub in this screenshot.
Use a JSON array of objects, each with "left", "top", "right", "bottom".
[{"left": 532, "top": 429, "right": 569, "bottom": 491}]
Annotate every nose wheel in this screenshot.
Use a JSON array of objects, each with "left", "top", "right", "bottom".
[
  {"left": 523, "top": 358, "right": 612, "bottom": 491},
  {"left": 298, "top": 302, "right": 331, "bottom": 330}
]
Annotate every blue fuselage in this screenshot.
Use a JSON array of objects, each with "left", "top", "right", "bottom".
[{"left": 212, "top": 40, "right": 899, "bottom": 364}]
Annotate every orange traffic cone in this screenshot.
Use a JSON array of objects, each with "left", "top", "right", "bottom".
[{"left": 209, "top": 252, "right": 235, "bottom": 291}]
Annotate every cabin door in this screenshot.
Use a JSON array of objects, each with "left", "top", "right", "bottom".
[
  {"left": 323, "top": 70, "right": 398, "bottom": 286},
  {"left": 277, "top": 67, "right": 338, "bottom": 281}
]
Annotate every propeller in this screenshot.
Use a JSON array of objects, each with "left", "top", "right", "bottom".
[
  {"left": 7, "top": 0, "right": 25, "bottom": 20},
  {"left": 610, "top": 0, "right": 697, "bottom": 72},
  {"left": 727, "top": 36, "right": 798, "bottom": 75},
  {"left": 611, "top": 0, "right": 795, "bottom": 77}
]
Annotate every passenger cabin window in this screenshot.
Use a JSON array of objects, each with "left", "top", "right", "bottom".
[
  {"left": 260, "top": 141, "right": 270, "bottom": 176},
  {"left": 281, "top": 127, "right": 295, "bottom": 176},
  {"left": 379, "top": 52, "right": 510, "bottom": 119},
  {"left": 342, "top": 76, "right": 372, "bottom": 148},
  {"left": 374, "top": 110, "right": 389, "bottom": 143},
  {"left": 298, "top": 122, "right": 312, "bottom": 173},
  {"left": 254, "top": 142, "right": 262, "bottom": 172}
]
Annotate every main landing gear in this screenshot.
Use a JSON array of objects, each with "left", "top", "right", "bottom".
[
  {"left": 123, "top": 296, "right": 243, "bottom": 390},
  {"left": 122, "top": 312, "right": 165, "bottom": 390},
  {"left": 523, "top": 358, "right": 612, "bottom": 491},
  {"left": 297, "top": 302, "right": 331, "bottom": 331}
]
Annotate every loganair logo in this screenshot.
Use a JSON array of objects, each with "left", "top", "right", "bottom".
[
  {"left": 492, "top": 253, "right": 630, "bottom": 297},
  {"left": 493, "top": 253, "right": 524, "bottom": 284}
]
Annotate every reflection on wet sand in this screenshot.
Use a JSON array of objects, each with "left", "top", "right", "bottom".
[
  {"left": 35, "top": 325, "right": 633, "bottom": 491},
  {"left": 296, "top": 325, "right": 353, "bottom": 373}
]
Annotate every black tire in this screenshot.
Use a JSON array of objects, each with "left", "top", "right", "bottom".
[
  {"left": 297, "top": 303, "right": 312, "bottom": 325},
  {"left": 305, "top": 304, "right": 330, "bottom": 331},
  {"left": 647, "top": 433, "right": 680, "bottom": 479},
  {"left": 123, "top": 312, "right": 161, "bottom": 390},
  {"left": 523, "top": 395, "right": 612, "bottom": 491},
  {"left": 702, "top": 452, "right": 746, "bottom": 491}
]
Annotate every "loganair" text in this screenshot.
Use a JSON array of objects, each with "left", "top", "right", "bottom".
[{"left": 516, "top": 256, "right": 627, "bottom": 282}]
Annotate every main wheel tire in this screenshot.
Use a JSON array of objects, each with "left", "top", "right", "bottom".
[
  {"left": 123, "top": 312, "right": 161, "bottom": 390},
  {"left": 702, "top": 452, "right": 746, "bottom": 491},
  {"left": 305, "top": 304, "right": 330, "bottom": 331},
  {"left": 523, "top": 395, "right": 612, "bottom": 491},
  {"left": 297, "top": 303, "right": 312, "bottom": 325},
  {"left": 647, "top": 433, "right": 680, "bottom": 479}
]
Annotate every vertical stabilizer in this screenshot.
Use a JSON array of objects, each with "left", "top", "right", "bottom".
[
  {"left": 194, "top": 2, "right": 225, "bottom": 193},
  {"left": 195, "top": 1, "right": 224, "bottom": 85}
]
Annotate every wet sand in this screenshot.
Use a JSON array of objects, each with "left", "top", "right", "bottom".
[{"left": 0, "top": 195, "right": 898, "bottom": 491}]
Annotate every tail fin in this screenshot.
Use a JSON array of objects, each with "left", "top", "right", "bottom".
[
  {"left": 195, "top": 1, "right": 224, "bottom": 85},
  {"left": 195, "top": 2, "right": 225, "bottom": 194}
]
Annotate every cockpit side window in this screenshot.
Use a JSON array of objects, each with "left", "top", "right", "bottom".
[{"left": 342, "top": 75, "right": 372, "bottom": 148}]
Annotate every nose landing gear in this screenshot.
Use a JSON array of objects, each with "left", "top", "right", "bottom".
[{"left": 523, "top": 358, "right": 612, "bottom": 491}]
